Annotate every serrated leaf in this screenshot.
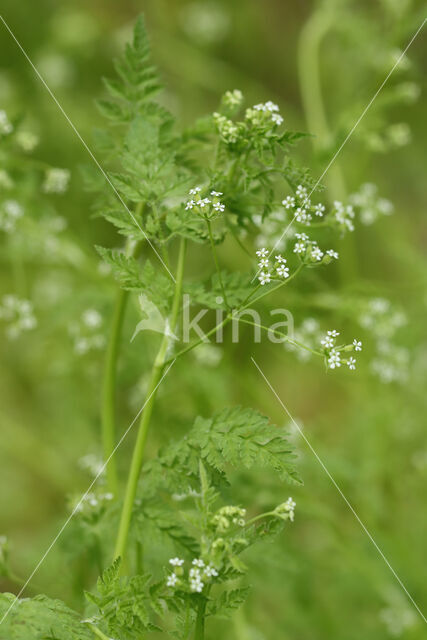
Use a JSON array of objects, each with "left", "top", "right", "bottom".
[{"left": 0, "top": 593, "right": 93, "bottom": 640}]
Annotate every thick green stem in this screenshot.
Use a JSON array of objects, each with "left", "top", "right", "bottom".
[
  {"left": 101, "top": 203, "right": 144, "bottom": 495},
  {"left": 113, "top": 238, "right": 186, "bottom": 563},
  {"left": 101, "top": 287, "right": 129, "bottom": 495},
  {"left": 194, "top": 592, "right": 209, "bottom": 640}
]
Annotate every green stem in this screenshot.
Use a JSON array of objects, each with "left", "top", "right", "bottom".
[
  {"left": 101, "top": 203, "right": 144, "bottom": 495},
  {"left": 206, "top": 219, "right": 228, "bottom": 307},
  {"left": 237, "top": 317, "right": 323, "bottom": 357},
  {"left": 113, "top": 238, "right": 186, "bottom": 563},
  {"left": 298, "top": 5, "right": 358, "bottom": 280},
  {"left": 85, "top": 622, "right": 112, "bottom": 640},
  {"left": 194, "top": 590, "right": 210, "bottom": 640},
  {"left": 101, "top": 288, "right": 129, "bottom": 495}
]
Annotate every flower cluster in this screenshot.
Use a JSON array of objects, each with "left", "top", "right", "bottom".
[
  {"left": 0, "top": 110, "right": 13, "bottom": 135},
  {"left": 42, "top": 168, "right": 70, "bottom": 194},
  {"left": 0, "top": 295, "right": 37, "bottom": 339},
  {"left": 245, "top": 100, "right": 284, "bottom": 127},
  {"left": 73, "top": 490, "right": 113, "bottom": 515},
  {"left": 273, "top": 497, "right": 296, "bottom": 522},
  {"left": 282, "top": 184, "right": 326, "bottom": 227},
  {"left": 293, "top": 233, "right": 338, "bottom": 265},
  {"left": 223, "top": 89, "right": 243, "bottom": 110},
  {"left": 166, "top": 557, "right": 219, "bottom": 593},
  {"left": 213, "top": 112, "right": 240, "bottom": 144},
  {"left": 320, "top": 330, "right": 362, "bottom": 371},
  {"left": 211, "top": 505, "right": 247, "bottom": 532},
  {"left": 0, "top": 199, "right": 24, "bottom": 233},
  {"left": 256, "top": 248, "right": 290, "bottom": 285},
  {"left": 16, "top": 130, "right": 39, "bottom": 152},
  {"left": 185, "top": 187, "right": 225, "bottom": 220},
  {"left": 69, "top": 308, "right": 104, "bottom": 355},
  {"left": 350, "top": 183, "right": 394, "bottom": 226}
]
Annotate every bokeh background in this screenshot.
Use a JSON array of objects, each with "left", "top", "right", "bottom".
[{"left": 1, "top": 0, "right": 426, "bottom": 638}]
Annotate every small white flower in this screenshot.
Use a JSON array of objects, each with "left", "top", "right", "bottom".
[
  {"left": 265, "top": 100, "right": 279, "bottom": 112},
  {"left": 259, "top": 271, "right": 271, "bottom": 285},
  {"left": 167, "top": 573, "right": 178, "bottom": 587},
  {"left": 258, "top": 258, "right": 269, "bottom": 268},
  {"left": 212, "top": 202, "right": 225, "bottom": 212},
  {"left": 271, "top": 113, "right": 283, "bottom": 126},
  {"left": 326, "top": 249, "right": 339, "bottom": 259},
  {"left": 293, "top": 242, "right": 306, "bottom": 255},
  {"left": 353, "top": 339, "right": 362, "bottom": 351},
  {"left": 311, "top": 246, "right": 324, "bottom": 261},
  {"left": 198, "top": 197, "right": 211, "bottom": 208},
  {"left": 256, "top": 248, "right": 269, "bottom": 258},
  {"left": 210, "top": 190, "right": 223, "bottom": 197},
  {"left": 348, "top": 357, "right": 356, "bottom": 370},
  {"left": 277, "top": 265, "right": 289, "bottom": 278},
  {"left": 328, "top": 350, "right": 341, "bottom": 369},
  {"left": 169, "top": 557, "right": 184, "bottom": 567},
  {"left": 321, "top": 335, "right": 335, "bottom": 349},
  {"left": 282, "top": 196, "right": 295, "bottom": 209},
  {"left": 204, "top": 565, "right": 219, "bottom": 578},
  {"left": 192, "top": 558, "right": 205, "bottom": 568},
  {"left": 314, "top": 203, "right": 325, "bottom": 217},
  {"left": 296, "top": 184, "right": 307, "bottom": 198},
  {"left": 185, "top": 199, "right": 195, "bottom": 210},
  {"left": 276, "top": 255, "right": 287, "bottom": 264},
  {"left": 189, "top": 187, "right": 201, "bottom": 195},
  {"left": 328, "top": 329, "right": 340, "bottom": 337}
]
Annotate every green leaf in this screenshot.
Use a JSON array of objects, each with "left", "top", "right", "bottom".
[
  {"left": 0, "top": 593, "right": 93, "bottom": 640},
  {"left": 207, "top": 586, "right": 251, "bottom": 617}
]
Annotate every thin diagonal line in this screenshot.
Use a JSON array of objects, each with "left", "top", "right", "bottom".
[
  {"left": 251, "top": 356, "right": 427, "bottom": 625},
  {"left": 0, "top": 359, "right": 176, "bottom": 626},
  {"left": 252, "top": 17, "right": 426, "bottom": 282},
  {"left": 0, "top": 14, "right": 175, "bottom": 283}
]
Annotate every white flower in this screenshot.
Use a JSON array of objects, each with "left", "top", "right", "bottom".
[
  {"left": 169, "top": 557, "right": 184, "bottom": 567},
  {"left": 258, "top": 258, "right": 269, "bottom": 268},
  {"left": 0, "top": 110, "right": 13, "bottom": 135},
  {"left": 259, "top": 271, "right": 271, "bottom": 285},
  {"left": 256, "top": 248, "right": 268, "bottom": 258},
  {"left": 167, "top": 573, "right": 178, "bottom": 587},
  {"left": 271, "top": 113, "right": 283, "bottom": 126},
  {"left": 210, "top": 190, "right": 223, "bottom": 197},
  {"left": 212, "top": 202, "right": 225, "bottom": 212},
  {"left": 276, "top": 254, "right": 287, "bottom": 264},
  {"left": 42, "top": 168, "right": 70, "bottom": 194},
  {"left": 282, "top": 196, "right": 295, "bottom": 209},
  {"left": 326, "top": 249, "right": 339, "bottom": 259},
  {"left": 328, "top": 350, "right": 341, "bottom": 369},
  {"left": 192, "top": 558, "right": 205, "bottom": 568},
  {"left": 295, "top": 207, "right": 312, "bottom": 224},
  {"left": 295, "top": 232, "right": 309, "bottom": 241},
  {"left": 265, "top": 100, "right": 279, "bottom": 112},
  {"left": 347, "top": 357, "right": 356, "bottom": 370},
  {"left": 293, "top": 242, "right": 306, "bottom": 255},
  {"left": 311, "top": 246, "right": 324, "bottom": 261},
  {"left": 204, "top": 565, "right": 219, "bottom": 578},
  {"left": 189, "top": 187, "right": 201, "bottom": 195},
  {"left": 82, "top": 309, "right": 102, "bottom": 328},
  {"left": 277, "top": 265, "right": 289, "bottom": 278},
  {"left": 328, "top": 329, "right": 339, "bottom": 337},
  {"left": 353, "top": 339, "right": 362, "bottom": 351},
  {"left": 185, "top": 199, "right": 195, "bottom": 210},
  {"left": 197, "top": 197, "right": 211, "bottom": 208},
  {"left": 321, "top": 335, "right": 335, "bottom": 349},
  {"left": 314, "top": 203, "right": 325, "bottom": 217},
  {"left": 296, "top": 184, "right": 307, "bottom": 198}
]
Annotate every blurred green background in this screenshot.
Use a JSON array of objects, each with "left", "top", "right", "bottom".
[{"left": 0, "top": 0, "right": 426, "bottom": 638}]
